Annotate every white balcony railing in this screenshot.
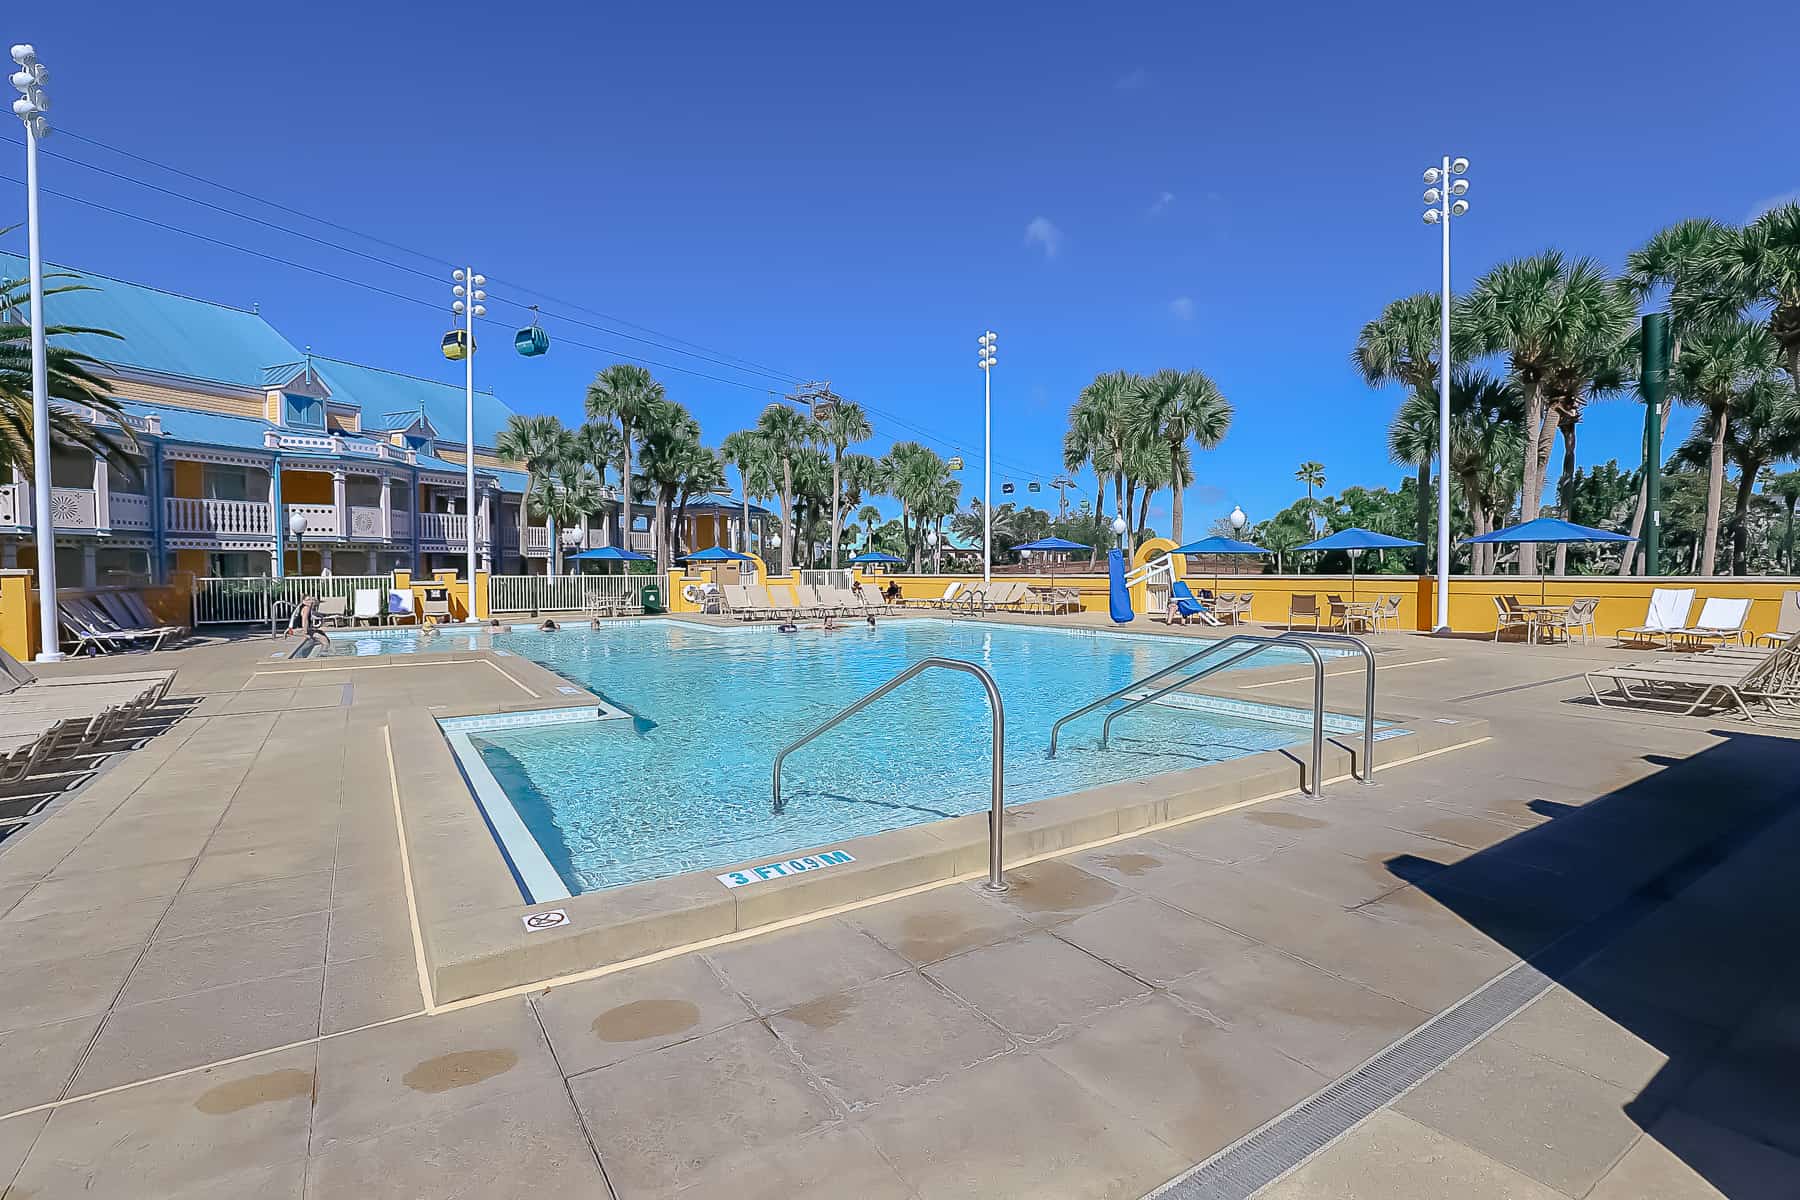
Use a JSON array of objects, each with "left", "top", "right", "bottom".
[
  {"left": 523, "top": 526, "right": 550, "bottom": 553},
  {"left": 347, "top": 505, "right": 385, "bottom": 539},
  {"left": 0, "top": 484, "right": 113, "bottom": 529},
  {"left": 165, "top": 497, "right": 274, "bottom": 536},
  {"left": 416, "top": 510, "right": 492, "bottom": 548}
]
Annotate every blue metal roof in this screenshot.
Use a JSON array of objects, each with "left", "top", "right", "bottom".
[
  {"left": 683, "top": 492, "right": 772, "bottom": 517},
  {"left": 122, "top": 402, "right": 277, "bottom": 451},
  {"left": 1, "top": 253, "right": 304, "bottom": 389},
  {"left": 310, "top": 356, "right": 518, "bottom": 451}
]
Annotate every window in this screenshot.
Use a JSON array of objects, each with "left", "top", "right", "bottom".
[
  {"left": 49, "top": 444, "right": 94, "bottom": 489},
  {"left": 209, "top": 552, "right": 258, "bottom": 578},
  {"left": 95, "top": 547, "right": 151, "bottom": 587},
  {"left": 202, "top": 467, "right": 251, "bottom": 502},
  {"left": 107, "top": 454, "right": 146, "bottom": 495},
  {"left": 284, "top": 393, "right": 324, "bottom": 429}
]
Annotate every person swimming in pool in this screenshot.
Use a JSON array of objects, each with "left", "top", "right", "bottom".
[{"left": 539, "top": 619, "right": 559, "bottom": 632}]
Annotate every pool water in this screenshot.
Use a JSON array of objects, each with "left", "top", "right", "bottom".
[{"left": 438, "top": 619, "right": 1353, "bottom": 895}]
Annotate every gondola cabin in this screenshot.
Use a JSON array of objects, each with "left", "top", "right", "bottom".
[
  {"left": 947, "top": 456, "right": 964, "bottom": 471},
  {"left": 514, "top": 325, "right": 550, "bottom": 356},
  {"left": 441, "top": 330, "right": 473, "bottom": 361}
]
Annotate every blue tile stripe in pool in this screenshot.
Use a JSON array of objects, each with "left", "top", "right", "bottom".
[{"left": 408, "top": 620, "right": 1365, "bottom": 897}]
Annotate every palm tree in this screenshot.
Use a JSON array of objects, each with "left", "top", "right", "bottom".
[
  {"left": 1542, "top": 316, "right": 1635, "bottom": 574},
  {"left": 813, "top": 399, "right": 872, "bottom": 570},
  {"left": 1445, "top": 371, "right": 1524, "bottom": 574},
  {"left": 1142, "top": 368, "right": 1231, "bottom": 544},
  {"left": 1294, "top": 461, "right": 1326, "bottom": 536},
  {"left": 1069, "top": 371, "right": 1144, "bottom": 547},
  {"left": 584, "top": 363, "right": 666, "bottom": 565},
  {"left": 755, "top": 402, "right": 812, "bottom": 574},
  {"left": 1720, "top": 387, "right": 1800, "bottom": 574},
  {"left": 670, "top": 444, "right": 725, "bottom": 561},
  {"left": 1703, "top": 202, "right": 1800, "bottom": 387},
  {"left": 0, "top": 274, "right": 141, "bottom": 481},
  {"left": 951, "top": 499, "right": 1017, "bottom": 559},
  {"left": 1457, "top": 251, "right": 1627, "bottom": 572},
  {"left": 526, "top": 465, "right": 603, "bottom": 577},
  {"left": 1355, "top": 293, "right": 1442, "bottom": 570},
  {"left": 1672, "top": 319, "right": 1783, "bottom": 576},
  {"left": 885, "top": 441, "right": 948, "bottom": 571},
  {"left": 856, "top": 503, "right": 882, "bottom": 550},
  {"left": 633, "top": 400, "right": 703, "bottom": 573},
  {"left": 495, "top": 414, "right": 578, "bottom": 574},
  {"left": 1386, "top": 390, "right": 1436, "bottom": 572},
  {"left": 719, "top": 428, "right": 773, "bottom": 554},
  {"left": 1767, "top": 470, "right": 1800, "bottom": 572}
]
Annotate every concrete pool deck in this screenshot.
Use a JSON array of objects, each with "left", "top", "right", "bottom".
[{"left": 0, "top": 617, "right": 1796, "bottom": 1198}]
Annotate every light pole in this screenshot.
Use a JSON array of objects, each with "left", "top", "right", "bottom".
[
  {"left": 1422, "top": 155, "right": 1469, "bottom": 633},
  {"left": 925, "top": 525, "right": 939, "bottom": 575},
  {"left": 288, "top": 510, "right": 308, "bottom": 577},
  {"left": 1111, "top": 513, "right": 1127, "bottom": 551},
  {"left": 1229, "top": 505, "right": 1247, "bottom": 533},
  {"left": 11, "top": 45, "right": 58, "bottom": 660},
  {"left": 451, "top": 270, "right": 486, "bottom": 599},
  {"left": 977, "top": 331, "right": 996, "bottom": 584}
]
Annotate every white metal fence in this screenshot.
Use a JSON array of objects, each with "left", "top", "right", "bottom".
[
  {"left": 487, "top": 573, "right": 642, "bottom": 614},
  {"left": 191, "top": 574, "right": 392, "bottom": 625}
]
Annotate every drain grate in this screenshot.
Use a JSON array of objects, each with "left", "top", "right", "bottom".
[{"left": 1146, "top": 797, "right": 1793, "bottom": 1199}]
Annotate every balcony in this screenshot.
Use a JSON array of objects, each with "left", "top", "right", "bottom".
[
  {"left": 0, "top": 483, "right": 146, "bottom": 531},
  {"left": 165, "top": 497, "right": 275, "bottom": 536},
  {"left": 416, "top": 510, "right": 492, "bottom": 549},
  {"left": 109, "top": 493, "right": 153, "bottom": 530}
]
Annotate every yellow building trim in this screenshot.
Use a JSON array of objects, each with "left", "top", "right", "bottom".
[{"left": 109, "top": 377, "right": 263, "bottom": 419}]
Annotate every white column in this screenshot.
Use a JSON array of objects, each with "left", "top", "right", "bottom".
[
  {"left": 25, "top": 123, "right": 60, "bottom": 660},
  {"left": 92, "top": 453, "right": 111, "bottom": 532},
  {"left": 1434, "top": 154, "right": 1452, "bottom": 633},
  {"left": 331, "top": 469, "right": 347, "bottom": 538},
  {"left": 380, "top": 474, "right": 393, "bottom": 540}
]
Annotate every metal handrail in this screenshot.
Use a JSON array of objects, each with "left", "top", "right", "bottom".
[
  {"left": 1046, "top": 640, "right": 1262, "bottom": 759},
  {"left": 1275, "top": 631, "right": 1377, "bottom": 783},
  {"left": 1096, "top": 635, "right": 1329, "bottom": 795},
  {"left": 771, "top": 656, "right": 1009, "bottom": 891}
]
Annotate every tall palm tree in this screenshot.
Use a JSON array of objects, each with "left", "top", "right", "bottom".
[
  {"left": 1542, "top": 317, "right": 1635, "bottom": 574},
  {"left": 584, "top": 363, "right": 666, "bottom": 565},
  {"left": 1703, "top": 202, "right": 1800, "bottom": 387},
  {"left": 885, "top": 441, "right": 947, "bottom": 571},
  {"left": 813, "top": 399, "right": 872, "bottom": 570},
  {"left": 1069, "top": 371, "right": 1143, "bottom": 546},
  {"left": 856, "top": 503, "right": 883, "bottom": 550},
  {"left": 670, "top": 445, "right": 725, "bottom": 561},
  {"left": 1457, "top": 251, "right": 1625, "bottom": 570},
  {"left": 526, "top": 465, "right": 603, "bottom": 577},
  {"left": 0, "top": 274, "right": 140, "bottom": 481},
  {"left": 719, "top": 428, "right": 773, "bottom": 555},
  {"left": 1615, "top": 218, "right": 1733, "bottom": 572},
  {"left": 495, "top": 414, "right": 578, "bottom": 575},
  {"left": 1720, "top": 386, "right": 1800, "bottom": 574},
  {"left": 1142, "top": 368, "right": 1231, "bottom": 544},
  {"left": 1447, "top": 371, "right": 1523, "bottom": 574},
  {"left": 1356, "top": 293, "right": 1442, "bottom": 570},
  {"left": 1294, "top": 461, "right": 1326, "bottom": 534},
  {"left": 1386, "top": 389, "right": 1437, "bottom": 572},
  {"left": 755, "top": 402, "right": 812, "bottom": 574},
  {"left": 633, "top": 400, "right": 703, "bottom": 573},
  {"left": 1671, "top": 319, "right": 1783, "bottom": 575},
  {"left": 1767, "top": 470, "right": 1800, "bottom": 572}
]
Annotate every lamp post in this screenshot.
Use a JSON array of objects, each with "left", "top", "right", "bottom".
[
  {"left": 1111, "top": 513, "right": 1127, "bottom": 551},
  {"left": 11, "top": 45, "right": 58, "bottom": 660},
  {"left": 925, "top": 525, "right": 939, "bottom": 575},
  {"left": 1229, "top": 506, "right": 1247, "bottom": 532},
  {"left": 288, "top": 510, "right": 308, "bottom": 577},
  {"left": 559, "top": 526, "right": 582, "bottom": 577},
  {"left": 451, "top": 269, "right": 486, "bottom": 599},
  {"left": 977, "top": 331, "right": 996, "bottom": 584},
  {"left": 1422, "top": 155, "right": 1469, "bottom": 633}
]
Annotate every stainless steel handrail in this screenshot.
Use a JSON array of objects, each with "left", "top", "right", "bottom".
[
  {"left": 1095, "top": 635, "right": 1329, "bottom": 795},
  {"left": 771, "top": 656, "right": 1009, "bottom": 891},
  {"left": 1046, "top": 640, "right": 1259, "bottom": 759},
  {"left": 1275, "top": 631, "right": 1377, "bottom": 783}
]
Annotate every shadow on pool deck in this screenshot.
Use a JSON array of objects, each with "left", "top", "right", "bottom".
[{"left": 1378, "top": 730, "right": 1800, "bottom": 1198}]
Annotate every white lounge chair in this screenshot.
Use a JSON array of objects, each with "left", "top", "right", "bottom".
[
  {"left": 352, "top": 589, "right": 385, "bottom": 626},
  {"left": 1757, "top": 590, "right": 1800, "bottom": 648},
  {"left": 387, "top": 589, "right": 417, "bottom": 624},
  {"left": 1669, "top": 597, "right": 1752, "bottom": 649},
  {"left": 1616, "top": 587, "right": 1695, "bottom": 646},
  {"left": 1586, "top": 632, "right": 1800, "bottom": 722},
  {"left": 917, "top": 582, "right": 961, "bottom": 609}
]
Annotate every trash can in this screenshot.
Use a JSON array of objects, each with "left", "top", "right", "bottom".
[{"left": 639, "top": 582, "right": 663, "bottom": 614}]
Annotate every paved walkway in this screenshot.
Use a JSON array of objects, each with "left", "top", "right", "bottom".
[{"left": 0, "top": 626, "right": 1794, "bottom": 1198}]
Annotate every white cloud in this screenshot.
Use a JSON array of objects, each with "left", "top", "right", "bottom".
[
  {"left": 1148, "top": 191, "right": 1175, "bottom": 217},
  {"left": 1115, "top": 67, "right": 1149, "bottom": 90},
  {"left": 1024, "top": 217, "right": 1065, "bottom": 259},
  {"left": 1169, "top": 296, "right": 1195, "bottom": 320},
  {"left": 1747, "top": 189, "right": 1799, "bottom": 222}
]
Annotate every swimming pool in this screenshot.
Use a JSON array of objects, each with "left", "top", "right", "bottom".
[{"left": 426, "top": 619, "right": 1359, "bottom": 897}]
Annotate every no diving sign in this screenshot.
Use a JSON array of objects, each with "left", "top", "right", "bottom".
[{"left": 522, "top": 908, "right": 569, "bottom": 933}]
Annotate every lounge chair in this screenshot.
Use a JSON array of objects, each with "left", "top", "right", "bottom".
[
  {"left": 1669, "top": 597, "right": 1752, "bottom": 649},
  {"left": 419, "top": 592, "right": 450, "bottom": 623},
  {"left": 120, "top": 591, "right": 189, "bottom": 638},
  {"left": 1169, "top": 581, "right": 1222, "bottom": 626},
  {"left": 60, "top": 598, "right": 176, "bottom": 654},
  {"left": 977, "top": 581, "right": 1028, "bottom": 612},
  {"left": 388, "top": 589, "right": 417, "bottom": 624},
  {"left": 717, "top": 584, "right": 753, "bottom": 621},
  {"left": 1492, "top": 595, "right": 1534, "bottom": 643},
  {"left": 316, "top": 596, "right": 351, "bottom": 627},
  {"left": 94, "top": 594, "right": 185, "bottom": 647},
  {"left": 1756, "top": 590, "right": 1800, "bottom": 648},
  {"left": 1585, "top": 632, "right": 1800, "bottom": 723},
  {"left": 352, "top": 589, "right": 386, "bottom": 626},
  {"left": 858, "top": 587, "right": 891, "bottom": 616},
  {"left": 918, "top": 582, "right": 962, "bottom": 609},
  {"left": 1288, "top": 594, "right": 1322, "bottom": 632},
  {"left": 1616, "top": 587, "right": 1695, "bottom": 647}
]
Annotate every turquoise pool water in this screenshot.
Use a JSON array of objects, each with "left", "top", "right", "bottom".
[{"left": 425, "top": 619, "right": 1354, "bottom": 896}]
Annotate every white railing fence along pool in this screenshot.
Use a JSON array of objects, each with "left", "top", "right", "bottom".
[
  {"left": 191, "top": 575, "right": 392, "bottom": 625},
  {"left": 488, "top": 574, "right": 641, "bottom": 615}
]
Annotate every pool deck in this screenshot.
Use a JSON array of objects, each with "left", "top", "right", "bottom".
[{"left": 1, "top": 615, "right": 1796, "bottom": 1198}]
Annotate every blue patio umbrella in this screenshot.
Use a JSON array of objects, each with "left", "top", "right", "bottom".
[
  {"left": 683, "top": 545, "right": 754, "bottom": 562},
  {"left": 1013, "top": 536, "right": 1092, "bottom": 585},
  {"left": 1465, "top": 518, "right": 1634, "bottom": 601},
  {"left": 569, "top": 545, "right": 652, "bottom": 574},
  {"left": 847, "top": 551, "right": 904, "bottom": 566},
  {"left": 1169, "top": 534, "right": 1269, "bottom": 593},
  {"left": 1295, "top": 527, "right": 1423, "bottom": 600}
]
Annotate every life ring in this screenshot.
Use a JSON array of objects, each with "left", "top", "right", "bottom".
[{"left": 681, "top": 583, "right": 703, "bottom": 604}]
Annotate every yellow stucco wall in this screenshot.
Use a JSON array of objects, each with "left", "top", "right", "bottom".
[
  {"left": 170, "top": 461, "right": 204, "bottom": 500},
  {"left": 281, "top": 470, "right": 333, "bottom": 505}
]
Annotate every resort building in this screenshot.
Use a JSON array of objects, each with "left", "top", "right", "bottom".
[{"left": 0, "top": 253, "right": 650, "bottom": 587}]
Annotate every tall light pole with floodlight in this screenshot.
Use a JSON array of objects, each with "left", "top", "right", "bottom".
[
  {"left": 1422, "top": 155, "right": 1469, "bottom": 633},
  {"left": 452, "top": 270, "right": 486, "bottom": 601},
  {"left": 977, "top": 331, "right": 996, "bottom": 584},
  {"left": 11, "top": 45, "right": 58, "bottom": 660}
]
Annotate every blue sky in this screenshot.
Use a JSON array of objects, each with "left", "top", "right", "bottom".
[{"left": 7, "top": 0, "right": 1798, "bottom": 531}]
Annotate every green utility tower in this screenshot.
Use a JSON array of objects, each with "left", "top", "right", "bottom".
[{"left": 1640, "top": 312, "right": 1670, "bottom": 576}]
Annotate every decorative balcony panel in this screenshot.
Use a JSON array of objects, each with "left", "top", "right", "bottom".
[{"left": 165, "top": 497, "right": 275, "bottom": 536}]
